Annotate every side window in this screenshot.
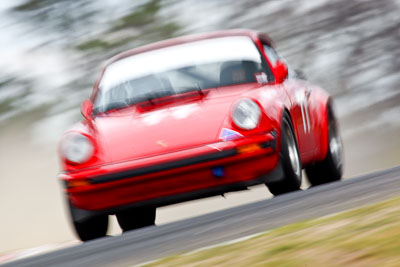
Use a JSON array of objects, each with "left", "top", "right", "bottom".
[
  {"left": 263, "top": 45, "right": 280, "bottom": 67},
  {"left": 255, "top": 44, "right": 274, "bottom": 83}
]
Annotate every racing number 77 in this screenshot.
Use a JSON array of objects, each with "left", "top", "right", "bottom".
[{"left": 296, "top": 89, "right": 311, "bottom": 134}]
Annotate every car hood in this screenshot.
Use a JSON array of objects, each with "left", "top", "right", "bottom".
[{"left": 94, "top": 84, "right": 259, "bottom": 163}]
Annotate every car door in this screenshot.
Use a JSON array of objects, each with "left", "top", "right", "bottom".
[
  {"left": 292, "top": 81, "right": 315, "bottom": 157},
  {"left": 262, "top": 44, "right": 315, "bottom": 161}
]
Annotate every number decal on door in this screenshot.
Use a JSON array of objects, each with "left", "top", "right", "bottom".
[{"left": 296, "top": 91, "right": 311, "bottom": 134}]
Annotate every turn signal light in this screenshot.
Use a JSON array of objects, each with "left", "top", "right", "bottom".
[
  {"left": 237, "top": 143, "right": 262, "bottom": 154},
  {"left": 67, "top": 180, "right": 91, "bottom": 188}
]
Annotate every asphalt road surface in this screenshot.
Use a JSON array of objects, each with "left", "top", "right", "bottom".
[{"left": 4, "top": 166, "right": 400, "bottom": 267}]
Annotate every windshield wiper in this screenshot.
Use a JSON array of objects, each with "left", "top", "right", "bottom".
[
  {"left": 195, "top": 82, "right": 205, "bottom": 96},
  {"left": 175, "top": 83, "right": 205, "bottom": 96},
  {"left": 105, "top": 101, "right": 130, "bottom": 111},
  {"left": 131, "top": 90, "right": 175, "bottom": 105},
  {"left": 93, "top": 101, "right": 130, "bottom": 114}
]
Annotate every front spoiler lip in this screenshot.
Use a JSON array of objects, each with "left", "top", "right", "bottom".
[{"left": 91, "top": 148, "right": 237, "bottom": 185}]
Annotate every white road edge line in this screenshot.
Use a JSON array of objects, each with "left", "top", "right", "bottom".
[{"left": 0, "top": 241, "right": 79, "bottom": 265}]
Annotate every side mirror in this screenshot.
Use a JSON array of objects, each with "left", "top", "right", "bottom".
[
  {"left": 81, "top": 99, "right": 93, "bottom": 122},
  {"left": 274, "top": 60, "right": 288, "bottom": 84}
]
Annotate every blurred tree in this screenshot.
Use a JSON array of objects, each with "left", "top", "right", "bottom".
[{"left": 13, "top": 0, "right": 98, "bottom": 44}]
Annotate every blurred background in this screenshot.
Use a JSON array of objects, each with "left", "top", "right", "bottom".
[{"left": 1, "top": 0, "right": 400, "bottom": 255}]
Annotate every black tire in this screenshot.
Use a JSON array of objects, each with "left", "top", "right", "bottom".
[
  {"left": 306, "top": 105, "right": 343, "bottom": 186},
  {"left": 68, "top": 201, "right": 108, "bottom": 242},
  {"left": 267, "top": 113, "right": 302, "bottom": 195},
  {"left": 116, "top": 207, "right": 156, "bottom": 232}
]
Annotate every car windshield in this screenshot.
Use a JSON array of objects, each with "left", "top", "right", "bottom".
[{"left": 94, "top": 36, "right": 268, "bottom": 113}]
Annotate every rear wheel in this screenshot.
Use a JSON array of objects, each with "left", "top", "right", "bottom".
[
  {"left": 116, "top": 207, "right": 156, "bottom": 232},
  {"left": 266, "top": 113, "right": 302, "bottom": 196},
  {"left": 306, "top": 105, "right": 343, "bottom": 186},
  {"left": 68, "top": 201, "right": 108, "bottom": 242}
]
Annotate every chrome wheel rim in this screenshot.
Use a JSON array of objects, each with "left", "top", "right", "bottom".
[
  {"left": 329, "top": 120, "right": 343, "bottom": 168},
  {"left": 286, "top": 123, "right": 301, "bottom": 177}
]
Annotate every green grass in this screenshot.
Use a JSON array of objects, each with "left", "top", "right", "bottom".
[{"left": 144, "top": 197, "right": 400, "bottom": 267}]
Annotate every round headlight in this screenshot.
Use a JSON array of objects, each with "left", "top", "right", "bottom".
[
  {"left": 61, "top": 133, "right": 94, "bottom": 164},
  {"left": 232, "top": 98, "right": 261, "bottom": 130}
]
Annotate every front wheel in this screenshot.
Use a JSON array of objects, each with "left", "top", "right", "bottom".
[
  {"left": 116, "top": 207, "right": 156, "bottom": 232},
  {"left": 306, "top": 104, "right": 343, "bottom": 186},
  {"left": 68, "top": 201, "right": 108, "bottom": 242},
  {"left": 266, "top": 113, "right": 302, "bottom": 196}
]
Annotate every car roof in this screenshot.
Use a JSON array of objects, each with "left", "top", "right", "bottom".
[{"left": 103, "top": 29, "right": 273, "bottom": 67}]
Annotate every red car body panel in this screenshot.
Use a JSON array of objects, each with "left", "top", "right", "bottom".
[{"left": 58, "top": 29, "right": 331, "bottom": 215}]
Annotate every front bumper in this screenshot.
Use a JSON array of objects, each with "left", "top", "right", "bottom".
[{"left": 60, "top": 132, "right": 281, "bottom": 214}]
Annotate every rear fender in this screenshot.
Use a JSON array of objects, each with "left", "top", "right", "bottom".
[{"left": 315, "top": 97, "right": 331, "bottom": 162}]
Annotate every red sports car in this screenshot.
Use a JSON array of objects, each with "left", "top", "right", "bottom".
[{"left": 58, "top": 29, "right": 343, "bottom": 241}]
